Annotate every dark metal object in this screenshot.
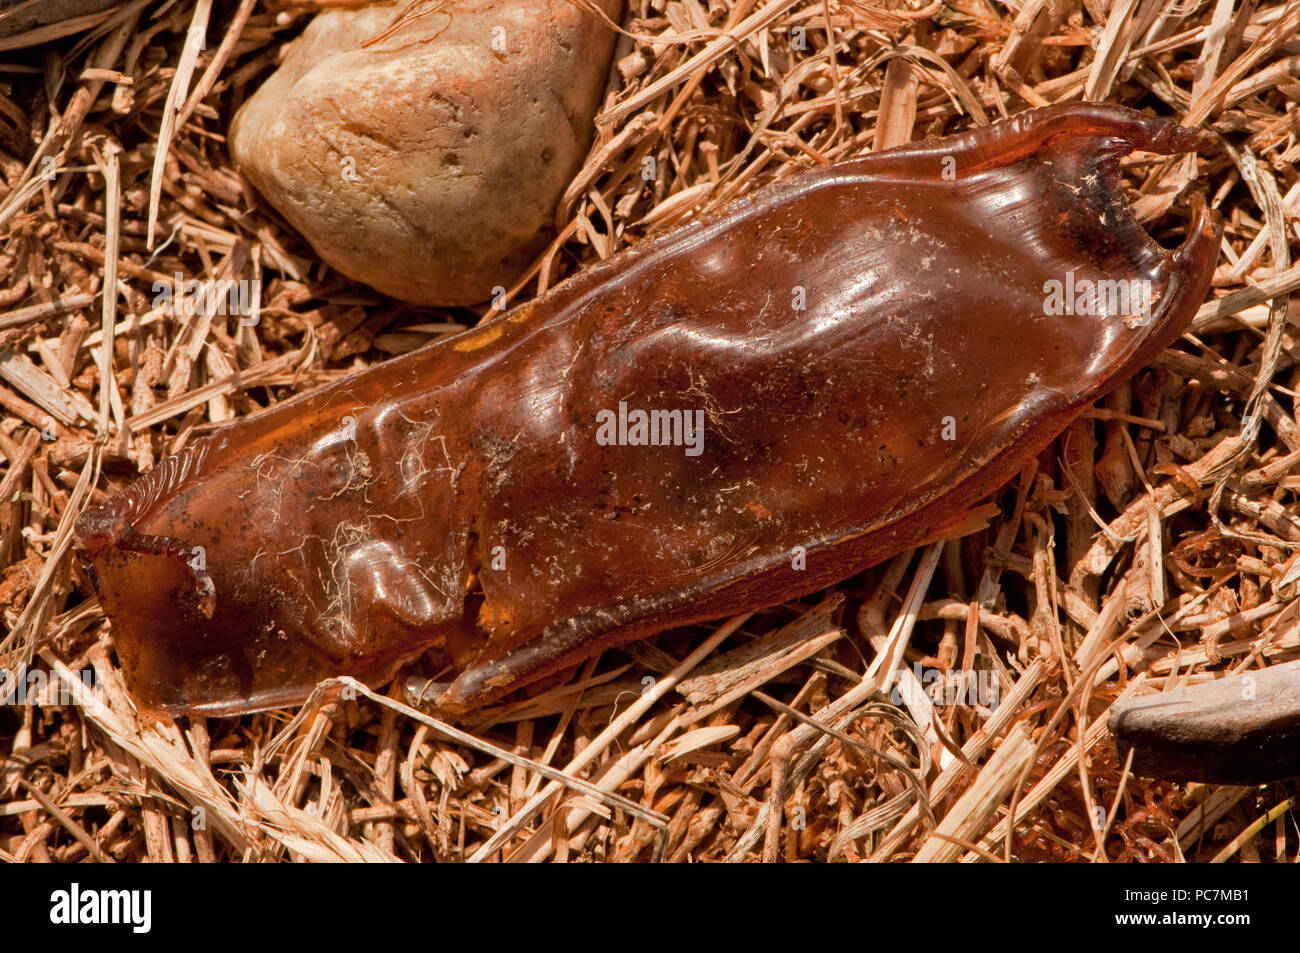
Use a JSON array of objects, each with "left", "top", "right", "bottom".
[
  {"left": 0, "top": 0, "right": 126, "bottom": 40},
  {"left": 1109, "top": 660, "right": 1300, "bottom": 785}
]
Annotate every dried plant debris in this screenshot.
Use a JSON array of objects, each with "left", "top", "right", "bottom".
[{"left": 1, "top": 0, "right": 1299, "bottom": 863}]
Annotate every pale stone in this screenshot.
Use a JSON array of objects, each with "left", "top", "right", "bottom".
[{"left": 229, "top": 0, "right": 620, "bottom": 305}]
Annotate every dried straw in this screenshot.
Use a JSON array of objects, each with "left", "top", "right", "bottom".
[{"left": 2, "top": 0, "right": 1299, "bottom": 863}]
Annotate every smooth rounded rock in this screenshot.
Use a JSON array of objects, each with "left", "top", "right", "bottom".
[{"left": 230, "top": 0, "right": 620, "bottom": 305}]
